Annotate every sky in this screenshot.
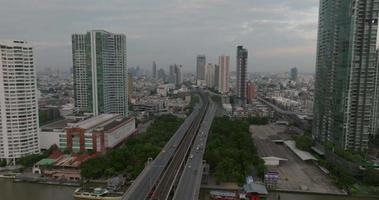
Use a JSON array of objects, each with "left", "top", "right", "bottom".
[{"left": 0, "top": 0, "right": 319, "bottom": 73}]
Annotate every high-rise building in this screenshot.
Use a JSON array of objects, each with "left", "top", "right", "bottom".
[
  {"left": 236, "top": 46, "right": 248, "bottom": 101},
  {"left": 128, "top": 73, "right": 133, "bottom": 102},
  {"left": 214, "top": 64, "right": 220, "bottom": 91},
  {"left": 290, "top": 67, "right": 298, "bottom": 81},
  {"left": 205, "top": 63, "right": 215, "bottom": 88},
  {"left": 0, "top": 40, "right": 40, "bottom": 163},
  {"left": 175, "top": 65, "right": 183, "bottom": 86},
  {"left": 246, "top": 81, "right": 257, "bottom": 104},
  {"left": 158, "top": 68, "right": 166, "bottom": 81},
  {"left": 72, "top": 30, "right": 128, "bottom": 117},
  {"left": 218, "top": 55, "right": 230, "bottom": 94},
  {"left": 196, "top": 55, "right": 206, "bottom": 80},
  {"left": 152, "top": 61, "right": 157, "bottom": 79},
  {"left": 169, "top": 64, "right": 183, "bottom": 86},
  {"left": 313, "top": 0, "right": 379, "bottom": 151},
  {"left": 169, "top": 65, "right": 176, "bottom": 84}
]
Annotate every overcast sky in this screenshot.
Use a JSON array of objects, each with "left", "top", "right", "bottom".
[{"left": 0, "top": 0, "right": 319, "bottom": 73}]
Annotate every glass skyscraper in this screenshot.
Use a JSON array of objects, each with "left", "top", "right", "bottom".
[
  {"left": 72, "top": 30, "right": 128, "bottom": 117},
  {"left": 313, "top": 0, "right": 379, "bottom": 151}
]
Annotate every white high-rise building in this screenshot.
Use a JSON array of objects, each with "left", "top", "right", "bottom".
[
  {"left": 0, "top": 40, "right": 40, "bottom": 163},
  {"left": 218, "top": 55, "right": 230, "bottom": 94}
]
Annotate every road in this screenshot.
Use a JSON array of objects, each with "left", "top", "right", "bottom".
[
  {"left": 150, "top": 93, "right": 210, "bottom": 200},
  {"left": 122, "top": 102, "right": 202, "bottom": 200},
  {"left": 257, "top": 96, "right": 310, "bottom": 116},
  {"left": 173, "top": 98, "right": 217, "bottom": 200}
]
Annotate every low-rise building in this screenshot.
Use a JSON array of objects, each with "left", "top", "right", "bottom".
[{"left": 39, "top": 114, "right": 137, "bottom": 153}]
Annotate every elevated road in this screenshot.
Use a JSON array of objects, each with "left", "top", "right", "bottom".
[
  {"left": 173, "top": 97, "right": 217, "bottom": 200},
  {"left": 150, "top": 94, "right": 210, "bottom": 200},
  {"left": 122, "top": 100, "right": 203, "bottom": 200},
  {"left": 257, "top": 96, "right": 311, "bottom": 116}
]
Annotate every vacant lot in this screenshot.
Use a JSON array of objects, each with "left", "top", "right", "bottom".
[{"left": 251, "top": 124, "right": 345, "bottom": 195}]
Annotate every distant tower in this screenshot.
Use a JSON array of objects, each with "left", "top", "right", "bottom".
[
  {"left": 290, "top": 67, "right": 298, "bottom": 81},
  {"left": 236, "top": 46, "right": 248, "bottom": 101},
  {"left": 169, "top": 65, "right": 176, "bottom": 84},
  {"left": 158, "top": 68, "right": 166, "bottom": 81},
  {"left": 246, "top": 81, "right": 257, "bottom": 104},
  {"left": 152, "top": 61, "right": 157, "bottom": 79},
  {"left": 169, "top": 64, "right": 183, "bottom": 87},
  {"left": 313, "top": 0, "right": 379, "bottom": 151},
  {"left": 72, "top": 30, "right": 128, "bottom": 117},
  {"left": 0, "top": 40, "right": 40, "bottom": 163},
  {"left": 196, "top": 55, "right": 206, "bottom": 81},
  {"left": 218, "top": 55, "right": 230, "bottom": 94},
  {"left": 128, "top": 73, "right": 133, "bottom": 102},
  {"left": 214, "top": 64, "right": 220, "bottom": 91},
  {"left": 175, "top": 65, "right": 183, "bottom": 86},
  {"left": 205, "top": 63, "right": 215, "bottom": 88}
]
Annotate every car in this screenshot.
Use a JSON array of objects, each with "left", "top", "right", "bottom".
[{"left": 189, "top": 154, "right": 194, "bottom": 159}]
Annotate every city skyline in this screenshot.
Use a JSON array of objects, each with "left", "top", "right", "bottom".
[{"left": 0, "top": 0, "right": 321, "bottom": 73}]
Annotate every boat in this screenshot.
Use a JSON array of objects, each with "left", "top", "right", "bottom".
[{"left": 73, "top": 187, "right": 123, "bottom": 200}]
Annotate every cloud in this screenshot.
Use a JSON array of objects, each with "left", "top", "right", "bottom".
[{"left": 0, "top": 0, "right": 319, "bottom": 73}]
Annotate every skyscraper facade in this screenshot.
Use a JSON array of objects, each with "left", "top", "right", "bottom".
[
  {"left": 128, "top": 73, "right": 133, "bottom": 102},
  {"left": 313, "top": 0, "right": 379, "bottom": 151},
  {"left": 218, "top": 55, "right": 230, "bottom": 94},
  {"left": 236, "top": 46, "right": 248, "bottom": 100},
  {"left": 169, "top": 64, "right": 183, "bottom": 86},
  {"left": 152, "top": 61, "right": 157, "bottom": 79},
  {"left": 246, "top": 81, "right": 257, "bottom": 104},
  {"left": 214, "top": 64, "right": 220, "bottom": 90},
  {"left": 0, "top": 40, "right": 40, "bottom": 163},
  {"left": 72, "top": 30, "right": 128, "bottom": 117},
  {"left": 158, "top": 68, "right": 166, "bottom": 81},
  {"left": 290, "top": 67, "right": 298, "bottom": 81},
  {"left": 205, "top": 63, "right": 215, "bottom": 88},
  {"left": 175, "top": 64, "right": 183, "bottom": 86},
  {"left": 196, "top": 55, "right": 206, "bottom": 81}
]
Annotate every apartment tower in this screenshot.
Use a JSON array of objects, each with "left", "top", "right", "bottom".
[
  {"left": 236, "top": 46, "right": 248, "bottom": 101},
  {"left": 0, "top": 40, "right": 40, "bottom": 163},
  {"left": 313, "top": 0, "right": 379, "bottom": 151},
  {"left": 218, "top": 55, "right": 230, "bottom": 94},
  {"left": 72, "top": 30, "right": 128, "bottom": 117}
]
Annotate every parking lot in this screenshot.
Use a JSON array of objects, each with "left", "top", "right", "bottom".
[{"left": 251, "top": 124, "right": 345, "bottom": 195}]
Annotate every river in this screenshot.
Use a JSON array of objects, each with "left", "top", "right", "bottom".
[
  {"left": 1, "top": 179, "right": 377, "bottom": 200},
  {"left": 1, "top": 178, "right": 75, "bottom": 200}
]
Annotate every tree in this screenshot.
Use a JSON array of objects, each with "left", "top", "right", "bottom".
[
  {"left": 363, "top": 169, "right": 379, "bottom": 186},
  {"left": 80, "top": 114, "right": 184, "bottom": 180},
  {"left": 294, "top": 135, "right": 313, "bottom": 151}
]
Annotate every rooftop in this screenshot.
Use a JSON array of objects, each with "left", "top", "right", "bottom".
[
  {"left": 243, "top": 182, "right": 268, "bottom": 195},
  {"left": 284, "top": 140, "right": 317, "bottom": 161},
  {"left": 41, "top": 118, "right": 77, "bottom": 131},
  {"left": 67, "top": 114, "right": 120, "bottom": 130}
]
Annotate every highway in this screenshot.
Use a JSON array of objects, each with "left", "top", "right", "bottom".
[
  {"left": 173, "top": 97, "right": 217, "bottom": 200},
  {"left": 122, "top": 99, "right": 203, "bottom": 200},
  {"left": 150, "top": 93, "right": 210, "bottom": 200}
]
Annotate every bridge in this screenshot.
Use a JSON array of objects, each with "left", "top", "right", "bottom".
[{"left": 123, "top": 91, "right": 216, "bottom": 200}]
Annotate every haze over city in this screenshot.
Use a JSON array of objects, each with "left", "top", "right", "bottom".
[
  {"left": 1, "top": 0, "right": 379, "bottom": 200},
  {"left": 0, "top": 0, "right": 319, "bottom": 73}
]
